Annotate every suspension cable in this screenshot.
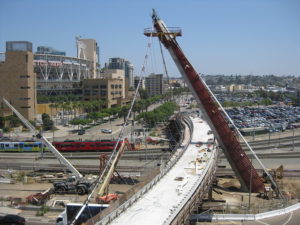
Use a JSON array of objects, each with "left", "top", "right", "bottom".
[
  {"left": 198, "top": 74, "right": 284, "bottom": 199},
  {"left": 70, "top": 27, "right": 154, "bottom": 225},
  {"left": 158, "top": 39, "right": 172, "bottom": 100}
]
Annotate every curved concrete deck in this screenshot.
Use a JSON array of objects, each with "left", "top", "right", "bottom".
[{"left": 98, "top": 116, "right": 218, "bottom": 225}]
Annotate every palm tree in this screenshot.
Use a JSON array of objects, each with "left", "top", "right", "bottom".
[{"left": 49, "top": 103, "right": 55, "bottom": 116}]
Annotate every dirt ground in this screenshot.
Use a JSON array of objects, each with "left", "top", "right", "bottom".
[{"left": 211, "top": 177, "right": 300, "bottom": 214}]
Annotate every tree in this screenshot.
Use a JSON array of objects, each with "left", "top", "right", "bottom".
[
  {"left": 42, "top": 113, "right": 54, "bottom": 131},
  {"left": 6, "top": 115, "right": 22, "bottom": 127},
  {"left": 139, "top": 88, "right": 148, "bottom": 100}
]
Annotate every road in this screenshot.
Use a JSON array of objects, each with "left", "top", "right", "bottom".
[{"left": 5, "top": 103, "right": 163, "bottom": 142}]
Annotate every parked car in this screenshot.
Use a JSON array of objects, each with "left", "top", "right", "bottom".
[
  {"left": 0, "top": 214, "right": 25, "bottom": 225},
  {"left": 101, "top": 129, "right": 112, "bottom": 134}
]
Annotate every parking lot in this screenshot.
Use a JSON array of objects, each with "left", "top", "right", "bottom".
[{"left": 226, "top": 105, "right": 300, "bottom": 131}]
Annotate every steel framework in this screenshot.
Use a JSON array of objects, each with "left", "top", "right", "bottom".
[{"left": 34, "top": 54, "right": 92, "bottom": 81}]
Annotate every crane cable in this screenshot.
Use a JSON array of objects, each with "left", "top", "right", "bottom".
[
  {"left": 198, "top": 74, "right": 284, "bottom": 200},
  {"left": 158, "top": 39, "right": 173, "bottom": 100},
  {"left": 70, "top": 27, "right": 155, "bottom": 225}
]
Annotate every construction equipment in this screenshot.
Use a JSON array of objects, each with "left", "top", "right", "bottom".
[
  {"left": 146, "top": 136, "right": 168, "bottom": 145},
  {"left": 262, "top": 165, "right": 284, "bottom": 183},
  {"left": 26, "top": 188, "right": 53, "bottom": 205},
  {"left": 3, "top": 98, "right": 93, "bottom": 195},
  {"left": 96, "top": 138, "right": 131, "bottom": 203},
  {"left": 144, "top": 10, "right": 267, "bottom": 193}
]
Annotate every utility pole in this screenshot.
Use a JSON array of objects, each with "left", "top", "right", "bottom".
[
  {"left": 268, "top": 129, "right": 271, "bottom": 146},
  {"left": 248, "top": 157, "right": 252, "bottom": 211},
  {"left": 292, "top": 126, "right": 295, "bottom": 151}
]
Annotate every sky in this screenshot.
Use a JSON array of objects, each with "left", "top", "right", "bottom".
[{"left": 0, "top": 0, "right": 299, "bottom": 77}]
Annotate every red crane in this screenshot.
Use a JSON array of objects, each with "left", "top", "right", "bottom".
[{"left": 145, "top": 10, "right": 265, "bottom": 193}]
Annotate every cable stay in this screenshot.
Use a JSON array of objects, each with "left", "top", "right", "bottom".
[
  {"left": 198, "top": 74, "right": 284, "bottom": 199},
  {"left": 158, "top": 39, "right": 173, "bottom": 100},
  {"left": 146, "top": 9, "right": 267, "bottom": 194},
  {"left": 70, "top": 29, "right": 155, "bottom": 225}
]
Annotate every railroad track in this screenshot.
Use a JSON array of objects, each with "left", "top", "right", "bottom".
[
  {"left": 216, "top": 168, "right": 300, "bottom": 177},
  {"left": 0, "top": 148, "right": 172, "bottom": 161},
  {"left": 241, "top": 135, "right": 300, "bottom": 147},
  {"left": 0, "top": 162, "right": 151, "bottom": 174},
  {"left": 219, "top": 151, "right": 300, "bottom": 159}
]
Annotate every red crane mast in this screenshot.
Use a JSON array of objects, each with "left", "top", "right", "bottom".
[{"left": 145, "top": 10, "right": 265, "bottom": 193}]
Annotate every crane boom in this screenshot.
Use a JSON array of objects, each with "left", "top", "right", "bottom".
[
  {"left": 3, "top": 98, "right": 83, "bottom": 179},
  {"left": 146, "top": 10, "right": 265, "bottom": 192},
  {"left": 97, "top": 139, "right": 128, "bottom": 198}
]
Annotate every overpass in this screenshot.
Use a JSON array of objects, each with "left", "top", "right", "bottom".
[{"left": 87, "top": 115, "right": 219, "bottom": 225}]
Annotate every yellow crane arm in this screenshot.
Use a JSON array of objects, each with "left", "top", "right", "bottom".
[{"left": 97, "top": 139, "right": 128, "bottom": 197}]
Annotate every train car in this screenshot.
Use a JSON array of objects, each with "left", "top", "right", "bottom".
[
  {"left": 0, "top": 141, "right": 43, "bottom": 152},
  {"left": 0, "top": 139, "right": 135, "bottom": 152},
  {"left": 52, "top": 140, "right": 124, "bottom": 152}
]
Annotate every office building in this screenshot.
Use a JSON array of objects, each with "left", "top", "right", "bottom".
[
  {"left": 0, "top": 41, "right": 36, "bottom": 121},
  {"left": 145, "top": 73, "right": 166, "bottom": 96},
  {"left": 83, "top": 69, "right": 125, "bottom": 108},
  {"left": 134, "top": 76, "right": 145, "bottom": 90},
  {"left": 106, "top": 57, "right": 134, "bottom": 88}
]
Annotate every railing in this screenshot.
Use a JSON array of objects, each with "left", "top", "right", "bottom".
[
  {"left": 166, "top": 140, "right": 219, "bottom": 224},
  {"left": 216, "top": 199, "right": 299, "bottom": 215},
  {"left": 144, "top": 27, "right": 182, "bottom": 36},
  {"left": 213, "top": 202, "right": 300, "bottom": 222},
  {"left": 93, "top": 114, "right": 193, "bottom": 225}
]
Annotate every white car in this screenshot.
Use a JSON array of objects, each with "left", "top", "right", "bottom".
[{"left": 101, "top": 129, "right": 112, "bottom": 134}]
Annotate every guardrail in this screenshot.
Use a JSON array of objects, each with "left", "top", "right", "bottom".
[
  {"left": 165, "top": 139, "right": 219, "bottom": 224},
  {"left": 94, "top": 114, "right": 194, "bottom": 225},
  {"left": 213, "top": 202, "right": 300, "bottom": 221}
]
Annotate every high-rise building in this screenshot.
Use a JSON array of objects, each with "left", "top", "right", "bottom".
[
  {"left": 76, "top": 38, "right": 100, "bottom": 78},
  {"left": 134, "top": 76, "right": 145, "bottom": 89},
  {"left": 0, "top": 41, "right": 36, "bottom": 121},
  {"left": 145, "top": 73, "right": 165, "bottom": 96},
  {"left": 106, "top": 58, "right": 134, "bottom": 88}
]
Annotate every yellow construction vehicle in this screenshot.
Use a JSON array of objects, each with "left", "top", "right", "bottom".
[{"left": 96, "top": 138, "right": 132, "bottom": 204}]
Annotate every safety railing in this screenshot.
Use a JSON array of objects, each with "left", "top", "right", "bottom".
[
  {"left": 213, "top": 202, "right": 300, "bottom": 221},
  {"left": 163, "top": 139, "right": 219, "bottom": 224},
  {"left": 94, "top": 114, "right": 193, "bottom": 225}
]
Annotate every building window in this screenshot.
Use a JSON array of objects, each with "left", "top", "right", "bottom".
[
  {"left": 21, "top": 106, "right": 31, "bottom": 109},
  {"left": 84, "top": 90, "right": 91, "bottom": 95},
  {"left": 20, "top": 86, "right": 30, "bottom": 89},
  {"left": 25, "top": 54, "right": 28, "bottom": 63},
  {"left": 20, "top": 97, "right": 31, "bottom": 100},
  {"left": 111, "top": 84, "right": 114, "bottom": 89},
  {"left": 20, "top": 75, "right": 30, "bottom": 78},
  {"left": 100, "top": 85, "right": 107, "bottom": 89}
]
